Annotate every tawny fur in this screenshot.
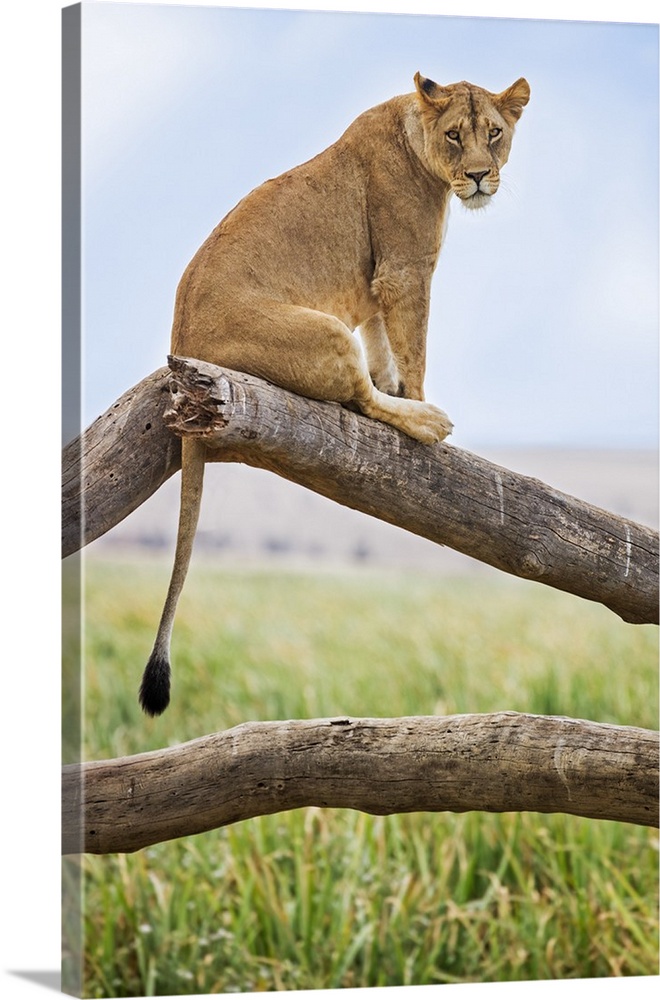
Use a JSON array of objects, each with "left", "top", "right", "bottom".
[{"left": 139, "top": 72, "right": 530, "bottom": 715}]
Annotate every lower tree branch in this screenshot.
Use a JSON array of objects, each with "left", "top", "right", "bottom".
[{"left": 62, "top": 712, "right": 659, "bottom": 854}]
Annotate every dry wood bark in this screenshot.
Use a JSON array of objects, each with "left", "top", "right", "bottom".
[
  {"left": 62, "top": 367, "right": 181, "bottom": 557},
  {"left": 62, "top": 356, "right": 659, "bottom": 624},
  {"left": 62, "top": 712, "right": 659, "bottom": 854}
]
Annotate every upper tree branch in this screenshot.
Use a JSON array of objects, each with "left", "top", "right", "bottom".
[{"left": 62, "top": 357, "right": 659, "bottom": 625}]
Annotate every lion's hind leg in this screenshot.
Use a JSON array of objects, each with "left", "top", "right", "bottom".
[
  {"left": 237, "top": 302, "right": 453, "bottom": 445},
  {"left": 206, "top": 300, "right": 453, "bottom": 446}
]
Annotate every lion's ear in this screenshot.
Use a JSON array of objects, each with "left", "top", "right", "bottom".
[
  {"left": 495, "top": 78, "right": 530, "bottom": 125},
  {"left": 414, "top": 72, "right": 451, "bottom": 110}
]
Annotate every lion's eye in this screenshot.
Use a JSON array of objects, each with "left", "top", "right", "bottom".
[
  {"left": 489, "top": 127, "right": 503, "bottom": 140},
  {"left": 445, "top": 130, "right": 460, "bottom": 143}
]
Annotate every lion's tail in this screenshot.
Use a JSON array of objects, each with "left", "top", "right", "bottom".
[{"left": 139, "top": 435, "right": 206, "bottom": 716}]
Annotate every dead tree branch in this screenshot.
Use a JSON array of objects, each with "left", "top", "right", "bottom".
[
  {"left": 62, "top": 357, "right": 659, "bottom": 625},
  {"left": 62, "top": 367, "right": 181, "bottom": 557},
  {"left": 62, "top": 712, "right": 659, "bottom": 854}
]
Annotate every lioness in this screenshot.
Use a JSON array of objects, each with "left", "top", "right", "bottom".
[{"left": 139, "top": 72, "right": 530, "bottom": 715}]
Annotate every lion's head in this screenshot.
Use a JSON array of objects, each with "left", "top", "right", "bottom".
[{"left": 413, "top": 73, "right": 530, "bottom": 209}]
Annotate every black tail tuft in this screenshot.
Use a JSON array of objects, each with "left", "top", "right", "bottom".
[{"left": 139, "top": 652, "right": 171, "bottom": 716}]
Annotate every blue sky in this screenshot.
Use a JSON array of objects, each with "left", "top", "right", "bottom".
[{"left": 79, "top": 1, "right": 658, "bottom": 448}]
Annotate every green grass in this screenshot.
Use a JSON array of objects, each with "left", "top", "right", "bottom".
[{"left": 74, "top": 556, "right": 658, "bottom": 996}]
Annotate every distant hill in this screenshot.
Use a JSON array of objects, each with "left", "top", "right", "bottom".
[{"left": 89, "top": 448, "right": 658, "bottom": 575}]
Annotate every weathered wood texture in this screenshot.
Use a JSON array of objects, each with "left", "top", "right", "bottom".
[
  {"left": 62, "top": 356, "right": 657, "bottom": 623},
  {"left": 62, "top": 712, "right": 659, "bottom": 854},
  {"left": 62, "top": 367, "right": 182, "bottom": 558}
]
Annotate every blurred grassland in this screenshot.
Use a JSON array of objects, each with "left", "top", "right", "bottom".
[{"left": 74, "top": 556, "right": 659, "bottom": 996}]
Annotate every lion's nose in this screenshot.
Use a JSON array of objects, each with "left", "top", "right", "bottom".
[{"left": 465, "top": 169, "right": 490, "bottom": 186}]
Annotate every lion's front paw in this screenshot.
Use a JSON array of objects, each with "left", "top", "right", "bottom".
[
  {"left": 363, "top": 392, "right": 453, "bottom": 444},
  {"left": 408, "top": 402, "right": 453, "bottom": 443}
]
